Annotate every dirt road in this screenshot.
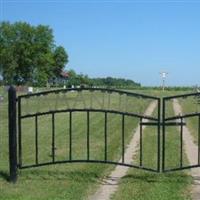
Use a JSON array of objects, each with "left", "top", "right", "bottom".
[{"left": 88, "top": 101, "right": 157, "bottom": 200}]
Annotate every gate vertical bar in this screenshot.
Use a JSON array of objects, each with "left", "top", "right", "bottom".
[
  {"left": 69, "top": 111, "right": 72, "bottom": 160},
  {"left": 162, "top": 98, "right": 166, "bottom": 172},
  {"left": 104, "top": 112, "right": 107, "bottom": 161},
  {"left": 198, "top": 115, "right": 200, "bottom": 165},
  {"left": 35, "top": 115, "right": 38, "bottom": 164},
  {"left": 157, "top": 99, "right": 161, "bottom": 172},
  {"left": 87, "top": 111, "right": 90, "bottom": 161},
  {"left": 180, "top": 117, "right": 183, "bottom": 168},
  {"left": 18, "top": 96, "right": 22, "bottom": 167},
  {"left": 139, "top": 117, "right": 143, "bottom": 166},
  {"left": 122, "top": 114, "right": 125, "bottom": 163},
  {"left": 8, "top": 86, "right": 17, "bottom": 183},
  {"left": 52, "top": 113, "right": 55, "bottom": 162}
]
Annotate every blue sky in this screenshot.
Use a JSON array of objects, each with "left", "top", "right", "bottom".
[{"left": 1, "top": 0, "right": 200, "bottom": 86}]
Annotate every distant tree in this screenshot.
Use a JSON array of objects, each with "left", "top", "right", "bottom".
[
  {"left": 67, "top": 69, "right": 79, "bottom": 86},
  {"left": 53, "top": 46, "right": 68, "bottom": 77},
  {"left": 66, "top": 69, "right": 140, "bottom": 88},
  {"left": 0, "top": 21, "right": 68, "bottom": 86},
  {"left": 89, "top": 77, "right": 140, "bottom": 88}
]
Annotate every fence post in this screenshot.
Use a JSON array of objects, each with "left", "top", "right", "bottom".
[{"left": 8, "top": 86, "right": 17, "bottom": 183}]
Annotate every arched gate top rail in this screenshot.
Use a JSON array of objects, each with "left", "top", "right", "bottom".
[
  {"left": 18, "top": 87, "right": 160, "bottom": 119},
  {"left": 18, "top": 87, "right": 159, "bottom": 100}
]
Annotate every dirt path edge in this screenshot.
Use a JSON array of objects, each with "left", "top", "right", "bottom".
[
  {"left": 88, "top": 101, "right": 157, "bottom": 200},
  {"left": 173, "top": 99, "right": 200, "bottom": 200}
]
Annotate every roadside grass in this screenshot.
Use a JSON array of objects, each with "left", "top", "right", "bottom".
[
  {"left": 0, "top": 88, "right": 151, "bottom": 200},
  {"left": 111, "top": 99, "right": 192, "bottom": 200}
]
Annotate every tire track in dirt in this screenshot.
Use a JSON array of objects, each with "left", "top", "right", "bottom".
[
  {"left": 173, "top": 99, "right": 200, "bottom": 200},
  {"left": 88, "top": 101, "right": 157, "bottom": 200}
]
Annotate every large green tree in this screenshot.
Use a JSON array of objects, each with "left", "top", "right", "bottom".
[{"left": 0, "top": 21, "right": 68, "bottom": 85}]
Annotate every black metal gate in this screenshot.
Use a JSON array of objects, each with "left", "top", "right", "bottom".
[
  {"left": 8, "top": 86, "right": 160, "bottom": 182},
  {"left": 8, "top": 86, "right": 200, "bottom": 183},
  {"left": 162, "top": 93, "right": 200, "bottom": 172}
]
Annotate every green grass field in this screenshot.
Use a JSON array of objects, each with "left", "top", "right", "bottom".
[
  {"left": 111, "top": 100, "right": 192, "bottom": 200},
  {"left": 0, "top": 88, "right": 196, "bottom": 200}
]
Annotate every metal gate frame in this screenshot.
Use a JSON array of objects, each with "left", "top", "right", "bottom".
[
  {"left": 8, "top": 86, "right": 161, "bottom": 182},
  {"left": 162, "top": 93, "right": 200, "bottom": 172},
  {"left": 8, "top": 86, "right": 200, "bottom": 183}
]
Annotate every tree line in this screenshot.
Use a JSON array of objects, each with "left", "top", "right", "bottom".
[
  {"left": 0, "top": 21, "right": 140, "bottom": 88},
  {"left": 0, "top": 21, "right": 68, "bottom": 86},
  {"left": 66, "top": 69, "right": 140, "bottom": 88}
]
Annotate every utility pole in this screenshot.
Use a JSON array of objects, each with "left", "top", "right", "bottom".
[{"left": 160, "top": 71, "right": 168, "bottom": 91}]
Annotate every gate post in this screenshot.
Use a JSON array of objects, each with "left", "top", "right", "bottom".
[{"left": 8, "top": 86, "right": 17, "bottom": 183}]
